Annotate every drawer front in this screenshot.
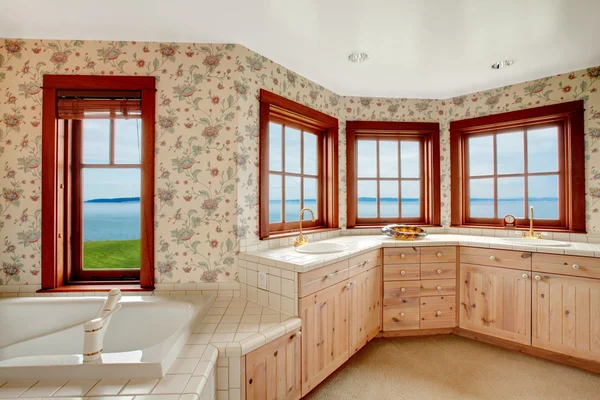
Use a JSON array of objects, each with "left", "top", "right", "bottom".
[
  {"left": 349, "top": 249, "right": 381, "bottom": 278},
  {"left": 384, "top": 247, "right": 420, "bottom": 264},
  {"left": 421, "top": 246, "right": 457, "bottom": 264},
  {"left": 532, "top": 253, "right": 600, "bottom": 279},
  {"left": 384, "top": 280, "right": 421, "bottom": 298},
  {"left": 299, "top": 260, "right": 349, "bottom": 298},
  {"left": 383, "top": 264, "right": 420, "bottom": 281},
  {"left": 383, "top": 297, "right": 419, "bottom": 331},
  {"left": 460, "top": 247, "right": 532, "bottom": 271},
  {"left": 420, "top": 295, "right": 456, "bottom": 329},
  {"left": 420, "top": 279, "right": 456, "bottom": 297},
  {"left": 421, "top": 262, "right": 456, "bottom": 280}
]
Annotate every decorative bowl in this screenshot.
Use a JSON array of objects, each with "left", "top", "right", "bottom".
[{"left": 381, "top": 225, "right": 428, "bottom": 241}]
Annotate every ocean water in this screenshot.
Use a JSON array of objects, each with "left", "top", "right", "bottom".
[{"left": 83, "top": 201, "right": 140, "bottom": 242}]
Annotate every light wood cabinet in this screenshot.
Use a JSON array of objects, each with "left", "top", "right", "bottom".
[
  {"left": 459, "top": 263, "right": 531, "bottom": 345},
  {"left": 532, "top": 273, "right": 600, "bottom": 362},
  {"left": 349, "top": 266, "right": 382, "bottom": 356},
  {"left": 245, "top": 328, "right": 302, "bottom": 400}
]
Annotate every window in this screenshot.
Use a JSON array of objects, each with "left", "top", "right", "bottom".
[
  {"left": 346, "top": 121, "right": 441, "bottom": 227},
  {"left": 41, "top": 75, "right": 156, "bottom": 290},
  {"left": 259, "top": 90, "right": 338, "bottom": 239},
  {"left": 450, "top": 100, "right": 585, "bottom": 232}
]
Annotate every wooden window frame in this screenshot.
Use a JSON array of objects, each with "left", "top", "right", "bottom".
[
  {"left": 41, "top": 75, "right": 156, "bottom": 291},
  {"left": 450, "top": 100, "right": 585, "bottom": 232},
  {"left": 259, "top": 90, "right": 339, "bottom": 239},
  {"left": 346, "top": 121, "right": 441, "bottom": 228}
]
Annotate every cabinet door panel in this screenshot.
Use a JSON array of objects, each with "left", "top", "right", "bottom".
[
  {"left": 349, "top": 266, "right": 382, "bottom": 356},
  {"left": 246, "top": 328, "right": 301, "bottom": 400},
  {"left": 459, "top": 263, "right": 531, "bottom": 345},
  {"left": 299, "top": 279, "right": 350, "bottom": 397},
  {"left": 532, "top": 273, "right": 600, "bottom": 362}
]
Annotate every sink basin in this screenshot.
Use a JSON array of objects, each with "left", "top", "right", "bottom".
[
  {"left": 501, "top": 238, "right": 570, "bottom": 247},
  {"left": 295, "top": 242, "right": 349, "bottom": 254}
]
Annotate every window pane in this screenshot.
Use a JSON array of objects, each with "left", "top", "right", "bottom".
[
  {"left": 469, "top": 178, "right": 494, "bottom": 218},
  {"left": 269, "top": 174, "right": 282, "bottom": 223},
  {"left": 269, "top": 122, "right": 282, "bottom": 172},
  {"left": 379, "top": 141, "right": 398, "bottom": 178},
  {"left": 82, "top": 168, "right": 140, "bottom": 270},
  {"left": 285, "top": 176, "right": 301, "bottom": 222},
  {"left": 401, "top": 141, "right": 420, "bottom": 178},
  {"left": 498, "top": 177, "right": 524, "bottom": 218},
  {"left": 358, "top": 180, "right": 377, "bottom": 217},
  {"left": 528, "top": 175, "right": 559, "bottom": 219},
  {"left": 357, "top": 141, "right": 377, "bottom": 178},
  {"left": 303, "top": 177, "right": 318, "bottom": 220},
  {"left": 528, "top": 127, "right": 558, "bottom": 173},
  {"left": 284, "top": 126, "right": 301, "bottom": 173},
  {"left": 468, "top": 135, "right": 494, "bottom": 176},
  {"left": 401, "top": 180, "right": 420, "bottom": 217},
  {"left": 380, "top": 181, "right": 398, "bottom": 218},
  {"left": 304, "top": 132, "right": 318, "bottom": 175},
  {"left": 83, "top": 119, "right": 110, "bottom": 164},
  {"left": 115, "top": 119, "right": 142, "bottom": 164},
  {"left": 496, "top": 131, "right": 523, "bottom": 175}
]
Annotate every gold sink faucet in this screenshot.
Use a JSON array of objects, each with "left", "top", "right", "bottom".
[
  {"left": 294, "top": 208, "right": 315, "bottom": 247},
  {"left": 522, "top": 206, "right": 542, "bottom": 239}
]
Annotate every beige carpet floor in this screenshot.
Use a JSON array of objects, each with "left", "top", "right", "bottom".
[{"left": 303, "top": 335, "right": 600, "bottom": 400}]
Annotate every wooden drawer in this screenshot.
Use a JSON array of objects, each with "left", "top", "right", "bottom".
[
  {"left": 532, "top": 253, "right": 600, "bottom": 280},
  {"left": 383, "top": 297, "right": 419, "bottom": 331},
  {"left": 421, "top": 262, "right": 456, "bottom": 280},
  {"left": 384, "top": 247, "right": 420, "bottom": 264},
  {"left": 420, "top": 279, "right": 456, "bottom": 297},
  {"left": 421, "top": 246, "right": 457, "bottom": 263},
  {"left": 349, "top": 249, "right": 380, "bottom": 278},
  {"left": 460, "top": 247, "right": 532, "bottom": 271},
  {"left": 384, "top": 281, "right": 421, "bottom": 298},
  {"left": 383, "top": 264, "right": 420, "bottom": 281},
  {"left": 299, "top": 260, "right": 349, "bottom": 298},
  {"left": 420, "top": 295, "right": 456, "bottom": 329}
]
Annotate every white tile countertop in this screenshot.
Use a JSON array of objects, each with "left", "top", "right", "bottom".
[{"left": 240, "top": 234, "right": 600, "bottom": 273}]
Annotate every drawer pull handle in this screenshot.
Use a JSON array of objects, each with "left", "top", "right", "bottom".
[
  {"left": 436, "top": 252, "right": 442, "bottom": 257},
  {"left": 400, "top": 312, "right": 405, "bottom": 317},
  {"left": 490, "top": 256, "right": 496, "bottom": 261},
  {"left": 400, "top": 254, "right": 406, "bottom": 259},
  {"left": 436, "top": 311, "right": 442, "bottom": 316},
  {"left": 534, "top": 275, "right": 541, "bottom": 281},
  {"left": 522, "top": 273, "right": 529, "bottom": 279},
  {"left": 400, "top": 271, "right": 406, "bottom": 276},
  {"left": 436, "top": 269, "right": 442, "bottom": 274},
  {"left": 401, "top": 288, "right": 406, "bottom": 293},
  {"left": 572, "top": 264, "right": 580, "bottom": 269},
  {"left": 436, "top": 286, "right": 442, "bottom": 291}
]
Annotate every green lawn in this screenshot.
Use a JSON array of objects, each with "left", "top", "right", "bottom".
[{"left": 83, "top": 239, "right": 140, "bottom": 269}]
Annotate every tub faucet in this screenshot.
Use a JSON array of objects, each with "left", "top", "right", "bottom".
[{"left": 83, "top": 288, "right": 122, "bottom": 362}]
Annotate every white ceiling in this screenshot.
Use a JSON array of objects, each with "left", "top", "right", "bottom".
[{"left": 2, "top": 0, "right": 600, "bottom": 99}]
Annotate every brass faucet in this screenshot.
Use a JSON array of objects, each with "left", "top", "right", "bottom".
[
  {"left": 294, "top": 208, "right": 315, "bottom": 247},
  {"left": 522, "top": 206, "right": 542, "bottom": 239}
]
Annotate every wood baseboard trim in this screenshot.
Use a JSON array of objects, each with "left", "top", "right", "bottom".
[
  {"left": 452, "top": 328, "right": 600, "bottom": 375},
  {"left": 377, "top": 328, "right": 454, "bottom": 338}
]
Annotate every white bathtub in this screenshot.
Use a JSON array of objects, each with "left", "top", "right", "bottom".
[{"left": 0, "top": 295, "right": 214, "bottom": 381}]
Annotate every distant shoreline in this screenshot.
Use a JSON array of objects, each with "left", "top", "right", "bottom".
[
  {"left": 269, "top": 197, "right": 558, "bottom": 203},
  {"left": 85, "top": 197, "right": 140, "bottom": 203}
]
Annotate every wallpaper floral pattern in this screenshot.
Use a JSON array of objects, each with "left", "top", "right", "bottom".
[{"left": 1, "top": 37, "right": 599, "bottom": 290}]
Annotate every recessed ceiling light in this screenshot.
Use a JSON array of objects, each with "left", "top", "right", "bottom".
[
  {"left": 491, "top": 60, "right": 514, "bottom": 70},
  {"left": 348, "top": 52, "right": 369, "bottom": 63}
]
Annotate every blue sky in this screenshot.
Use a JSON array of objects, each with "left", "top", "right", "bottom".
[{"left": 83, "top": 120, "right": 141, "bottom": 201}]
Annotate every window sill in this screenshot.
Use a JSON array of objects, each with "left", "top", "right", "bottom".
[
  {"left": 450, "top": 224, "right": 587, "bottom": 234},
  {"left": 348, "top": 224, "right": 443, "bottom": 229},
  {"left": 261, "top": 227, "right": 341, "bottom": 241},
  {"left": 37, "top": 283, "right": 153, "bottom": 293}
]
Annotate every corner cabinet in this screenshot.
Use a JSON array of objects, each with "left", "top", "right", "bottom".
[
  {"left": 298, "top": 250, "right": 381, "bottom": 397},
  {"left": 245, "top": 328, "right": 302, "bottom": 400}
]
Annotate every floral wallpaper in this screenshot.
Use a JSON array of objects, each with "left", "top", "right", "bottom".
[{"left": 1, "top": 36, "right": 599, "bottom": 290}]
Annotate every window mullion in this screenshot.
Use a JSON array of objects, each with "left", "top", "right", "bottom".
[
  {"left": 398, "top": 140, "right": 402, "bottom": 218},
  {"left": 109, "top": 116, "right": 116, "bottom": 165},
  {"left": 281, "top": 124, "right": 286, "bottom": 223},
  {"left": 523, "top": 129, "right": 529, "bottom": 220},
  {"left": 493, "top": 134, "right": 498, "bottom": 219}
]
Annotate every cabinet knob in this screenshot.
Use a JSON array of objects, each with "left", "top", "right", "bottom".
[
  {"left": 326, "top": 273, "right": 334, "bottom": 279},
  {"left": 436, "top": 269, "right": 442, "bottom": 274},
  {"left": 400, "top": 312, "right": 405, "bottom": 317},
  {"left": 436, "top": 311, "right": 442, "bottom": 316},
  {"left": 401, "top": 288, "right": 406, "bottom": 293},
  {"left": 346, "top": 282, "right": 352, "bottom": 289},
  {"left": 490, "top": 256, "right": 496, "bottom": 261},
  {"left": 522, "top": 273, "right": 529, "bottom": 279},
  {"left": 572, "top": 264, "right": 580, "bottom": 270},
  {"left": 296, "top": 331, "right": 302, "bottom": 338},
  {"left": 534, "top": 275, "right": 541, "bottom": 281},
  {"left": 400, "top": 254, "right": 406, "bottom": 259},
  {"left": 400, "top": 270, "right": 406, "bottom": 276},
  {"left": 436, "top": 286, "right": 442, "bottom": 291},
  {"left": 436, "top": 252, "right": 442, "bottom": 258}
]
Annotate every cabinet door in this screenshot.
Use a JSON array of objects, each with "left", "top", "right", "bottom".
[
  {"left": 349, "top": 266, "right": 382, "bottom": 356},
  {"left": 459, "top": 263, "right": 531, "bottom": 345},
  {"left": 245, "top": 328, "right": 301, "bottom": 400},
  {"left": 299, "top": 279, "right": 350, "bottom": 397},
  {"left": 532, "top": 273, "right": 600, "bottom": 362}
]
